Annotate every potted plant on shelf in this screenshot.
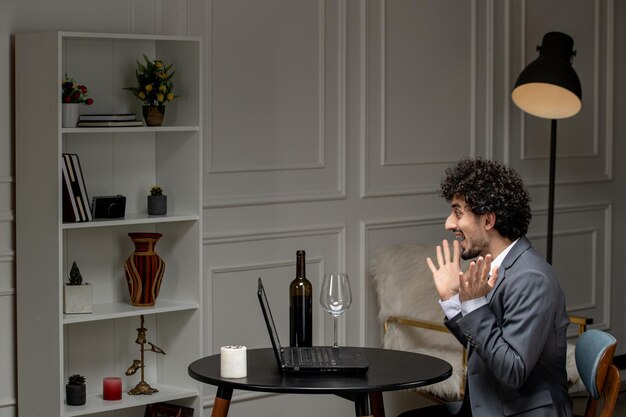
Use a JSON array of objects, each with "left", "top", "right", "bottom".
[
  {"left": 148, "top": 185, "right": 167, "bottom": 215},
  {"left": 61, "top": 74, "right": 94, "bottom": 128},
  {"left": 125, "top": 54, "right": 176, "bottom": 127},
  {"left": 63, "top": 262, "right": 93, "bottom": 314},
  {"left": 66, "top": 374, "right": 86, "bottom": 406}
]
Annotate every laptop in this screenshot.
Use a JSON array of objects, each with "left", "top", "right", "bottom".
[{"left": 257, "top": 277, "right": 369, "bottom": 374}]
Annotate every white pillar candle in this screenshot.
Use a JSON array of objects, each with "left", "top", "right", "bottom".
[{"left": 220, "top": 345, "right": 247, "bottom": 378}]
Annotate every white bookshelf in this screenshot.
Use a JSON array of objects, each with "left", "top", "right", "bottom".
[{"left": 16, "top": 32, "right": 203, "bottom": 417}]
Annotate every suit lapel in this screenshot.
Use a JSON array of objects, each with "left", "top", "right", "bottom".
[{"left": 486, "top": 237, "right": 531, "bottom": 303}]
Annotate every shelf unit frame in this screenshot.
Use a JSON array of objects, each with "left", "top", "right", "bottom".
[{"left": 16, "top": 31, "right": 203, "bottom": 417}]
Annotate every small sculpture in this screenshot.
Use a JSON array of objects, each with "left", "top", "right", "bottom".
[{"left": 125, "top": 315, "right": 166, "bottom": 395}]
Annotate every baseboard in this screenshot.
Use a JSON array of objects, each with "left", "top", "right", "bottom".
[{"left": 614, "top": 354, "right": 626, "bottom": 370}]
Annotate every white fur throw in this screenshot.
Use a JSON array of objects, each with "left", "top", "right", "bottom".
[{"left": 369, "top": 243, "right": 581, "bottom": 402}]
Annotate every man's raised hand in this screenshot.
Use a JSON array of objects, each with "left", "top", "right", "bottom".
[
  {"left": 426, "top": 239, "right": 462, "bottom": 301},
  {"left": 458, "top": 255, "right": 499, "bottom": 301}
]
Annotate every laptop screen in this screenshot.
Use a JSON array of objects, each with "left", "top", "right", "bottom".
[{"left": 257, "top": 278, "right": 284, "bottom": 368}]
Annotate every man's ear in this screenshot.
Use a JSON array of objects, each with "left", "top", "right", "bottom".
[{"left": 483, "top": 212, "right": 496, "bottom": 230}]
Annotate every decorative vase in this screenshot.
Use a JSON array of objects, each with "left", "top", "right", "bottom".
[
  {"left": 147, "top": 195, "right": 167, "bottom": 215},
  {"left": 62, "top": 103, "right": 80, "bottom": 128},
  {"left": 66, "top": 384, "right": 86, "bottom": 406},
  {"left": 124, "top": 233, "right": 165, "bottom": 307},
  {"left": 142, "top": 105, "right": 165, "bottom": 127}
]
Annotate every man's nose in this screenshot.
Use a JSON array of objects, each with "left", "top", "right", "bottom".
[{"left": 444, "top": 214, "right": 456, "bottom": 231}]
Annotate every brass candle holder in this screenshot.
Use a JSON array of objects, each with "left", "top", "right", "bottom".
[{"left": 125, "top": 314, "right": 166, "bottom": 395}]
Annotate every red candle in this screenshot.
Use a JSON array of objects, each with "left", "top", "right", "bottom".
[{"left": 102, "top": 377, "right": 122, "bottom": 400}]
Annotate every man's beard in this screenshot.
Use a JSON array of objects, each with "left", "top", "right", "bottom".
[
  {"left": 461, "top": 247, "right": 481, "bottom": 260},
  {"left": 460, "top": 236, "right": 488, "bottom": 260}
]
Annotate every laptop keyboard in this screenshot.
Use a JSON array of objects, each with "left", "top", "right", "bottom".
[{"left": 285, "top": 347, "right": 339, "bottom": 366}]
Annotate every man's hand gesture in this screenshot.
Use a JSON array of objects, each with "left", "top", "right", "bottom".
[
  {"left": 427, "top": 240, "right": 499, "bottom": 302},
  {"left": 459, "top": 255, "right": 499, "bottom": 302},
  {"left": 426, "top": 239, "right": 462, "bottom": 301}
]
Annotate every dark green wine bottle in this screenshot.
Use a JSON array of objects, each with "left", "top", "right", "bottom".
[{"left": 289, "top": 250, "right": 312, "bottom": 347}]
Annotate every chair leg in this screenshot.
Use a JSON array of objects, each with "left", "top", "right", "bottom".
[
  {"left": 584, "top": 398, "right": 598, "bottom": 417},
  {"left": 599, "top": 364, "right": 620, "bottom": 417}
]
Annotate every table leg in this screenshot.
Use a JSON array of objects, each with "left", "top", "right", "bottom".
[
  {"left": 369, "top": 392, "right": 385, "bottom": 417},
  {"left": 354, "top": 393, "right": 372, "bottom": 417},
  {"left": 211, "top": 386, "right": 233, "bottom": 417}
]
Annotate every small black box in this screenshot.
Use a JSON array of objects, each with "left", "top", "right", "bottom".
[{"left": 92, "top": 195, "right": 126, "bottom": 219}]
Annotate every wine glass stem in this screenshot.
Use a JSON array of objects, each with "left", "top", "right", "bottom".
[{"left": 333, "top": 315, "right": 339, "bottom": 347}]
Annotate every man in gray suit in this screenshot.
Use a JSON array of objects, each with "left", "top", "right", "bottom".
[{"left": 424, "top": 158, "right": 572, "bottom": 417}]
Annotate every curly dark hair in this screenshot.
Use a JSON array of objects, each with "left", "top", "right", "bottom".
[{"left": 439, "top": 158, "right": 531, "bottom": 240}]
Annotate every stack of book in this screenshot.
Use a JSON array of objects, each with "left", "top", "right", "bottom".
[
  {"left": 77, "top": 114, "right": 143, "bottom": 127},
  {"left": 62, "top": 153, "right": 92, "bottom": 223}
]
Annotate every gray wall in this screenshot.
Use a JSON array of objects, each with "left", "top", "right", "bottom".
[{"left": 1, "top": 1, "right": 624, "bottom": 417}]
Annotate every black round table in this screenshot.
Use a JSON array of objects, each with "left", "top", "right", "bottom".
[{"left": 188, "top": 347, "right": 452, "bottom": 417}]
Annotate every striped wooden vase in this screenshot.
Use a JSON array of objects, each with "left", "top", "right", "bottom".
[{"left": 124, "top": 232, "right": 165, "bottom": 306}]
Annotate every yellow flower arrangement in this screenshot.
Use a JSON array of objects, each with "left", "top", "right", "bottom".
[{"left": 125, "top": 54, "right": 176, "bottom": 106}]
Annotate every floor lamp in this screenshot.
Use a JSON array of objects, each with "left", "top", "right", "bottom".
[{"left": 511, "top": 32, "right": 582, "bottom": 264}]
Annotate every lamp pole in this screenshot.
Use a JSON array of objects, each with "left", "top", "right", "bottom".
[{"left": 546, "top": 119, "right": 557, "bottom": 264}]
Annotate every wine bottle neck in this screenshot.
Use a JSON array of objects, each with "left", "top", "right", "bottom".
[{"left": 296, "top": 251, "right": 306, "bottom": 279}]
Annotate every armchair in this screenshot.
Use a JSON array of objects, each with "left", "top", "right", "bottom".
[{"left": 370, "top": 242, "right": 592, "bottom": 404}]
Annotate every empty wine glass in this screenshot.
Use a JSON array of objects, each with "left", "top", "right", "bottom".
[{"left": 319, "top": 273, "right": 352, "bottom": 347}]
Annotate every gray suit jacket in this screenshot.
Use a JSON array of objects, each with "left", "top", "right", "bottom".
[{"left": 445, "top": 237, "right": 572, "bottom": 417}]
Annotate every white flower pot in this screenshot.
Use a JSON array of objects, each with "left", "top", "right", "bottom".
[
  {"left": 62, "top": 103, "right": 80, "bottom": 128},
  {"left": 63, "top": 284, "right": 93, "bottom": 314}
]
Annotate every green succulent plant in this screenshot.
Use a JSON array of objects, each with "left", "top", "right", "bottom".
[
  {"left": 68, "top": 262, "right": 83, "bottom": 286},
  {"left": 150, "top": 185, "right": 164, "bottom": 196}
]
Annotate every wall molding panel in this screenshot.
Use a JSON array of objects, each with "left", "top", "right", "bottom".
[
  {"left": 361, "top": 202, "right": 611, "bottom": 344},
  {"left": 362, "top": 0, "right": 491, "bottom": 199},
  {"left": 203, "top": 188, "right": 346, "bottom": 209},
  {"left": 528, "top": 202, "right": 611, "bottom": 329},
  {"left": 203, "top": 223, "right": 347, "bottom": 357},
  {"left": 361, "top": 215, "right": 445, "bottom": 346},
  {"left": 0, "top": 251, "right": 13, "bottom": 264},
  {"left": 204, "top": 0, "right": 347, "bottom": 207},
  {"left": 0, "top": 399, "right": 16, "bottom": 408},
  {"left": 209, "top": 256, "right": 328, "bottom": 349},
  {"left": 203, "top": 223, "right": 346, "bottom": 245}
]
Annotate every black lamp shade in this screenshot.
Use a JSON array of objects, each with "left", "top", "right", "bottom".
[{"left": 512, "top": 32, "right": 582, "bottom": 119}]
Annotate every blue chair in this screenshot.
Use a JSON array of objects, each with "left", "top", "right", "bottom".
[{"left": 575, "top": 329, "right": 620, "bottom": 417}]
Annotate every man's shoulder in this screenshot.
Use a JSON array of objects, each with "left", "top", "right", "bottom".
[
  {"left": 504, "top": 241, "right": 561, "bottom": 292},
  {"left": 503, "top": 237, "right": 538, "bottom": 266}
]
